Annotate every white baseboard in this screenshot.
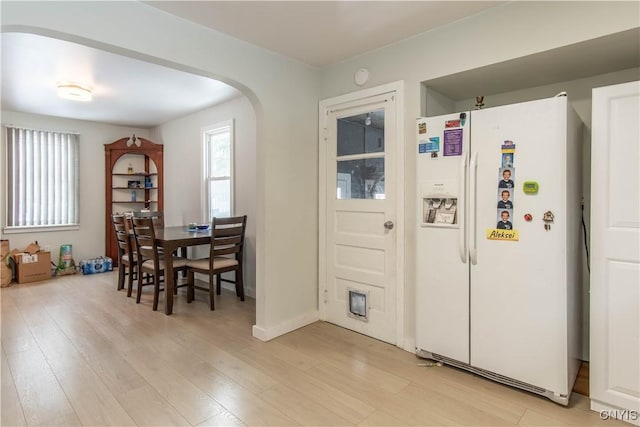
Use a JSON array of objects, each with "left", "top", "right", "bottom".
[{"left": 252, "top": 310, "right": 320, "bottom": 341}]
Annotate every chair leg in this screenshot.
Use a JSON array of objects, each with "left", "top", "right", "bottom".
[
  {"left": 136, "top": 269, "right": 144, "bottom": 303},
  {"left": 127, "top": 264, "right": 135, "bottom": 297},
  {"left": 117, "top": 262, "right": 125, "bottom": 291},
  {"left": 236, "top": 266, "right": 245, "bottom": 301},
  {"left": 181, "top": 248, "right": 187, "bottom": 277},
  {"left": 209, "top": 273, "right": 215, "bottom": 311},
  {"left": 152, "top": 274, "right": 160, "bottom": 311},
  {"left": 187, "top": 270, "right": 194, "bottom": 303},
  {"left": 173, "top": 271, "right": 179, "bottom": 295},
  {"left": 216, "top": 274, "right": 222, "bottom": 295}
]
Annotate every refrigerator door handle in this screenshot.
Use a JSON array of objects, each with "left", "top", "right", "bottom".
[
  {"left": 459, "top": 153, "right": 467, "bottom": 263},
  {"left": 469, "top": 151, "right": 479, "bottom": 265}
]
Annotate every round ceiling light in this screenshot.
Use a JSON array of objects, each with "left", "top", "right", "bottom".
[{"left": 57, "top": 82, "right": 92, "bottom": 102}]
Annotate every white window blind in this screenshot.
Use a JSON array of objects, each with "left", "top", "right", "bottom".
[
  {"left": 204, "top": 120, "right": 233, "bottom": 220},
  {"left": 5, "top": 127, "right": 80, "bottom": 228}
]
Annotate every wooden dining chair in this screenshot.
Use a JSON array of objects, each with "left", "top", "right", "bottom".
[
  {"left": 132, "top": 210, "right": 164, "bottom": 227},
  {"left": 111, "top": 214, "right": 138, "bottom": 296},
  {"left": 131, "top": 216, "right": 188, "bottom": 310},
  {"left": 132, "top": 210, "right": 187, "bottom": 286},
  {"left": 186, "top": 215, "right": 247, "bottom": 310}
]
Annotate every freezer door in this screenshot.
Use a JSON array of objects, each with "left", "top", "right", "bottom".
[
  {"left": 416, "top": 113, "right": 470, "bottom": 364},
  {"left": 469, "top": 97, "right": 574, "bottom": 394}
]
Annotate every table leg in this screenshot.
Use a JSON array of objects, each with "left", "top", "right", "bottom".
[
  {"left": 180, "top": 247, "right": 187, "bottom": 277},
  {"left": 164, "top": 242, "right": 175, "bottom": 315}
]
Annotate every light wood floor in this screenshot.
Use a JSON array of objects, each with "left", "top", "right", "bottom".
[{"left": 1, "top": 272, "right": 624, "bottom": 426}]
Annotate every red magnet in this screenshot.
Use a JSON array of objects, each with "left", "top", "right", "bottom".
[{"left": 524, "top": 213, "right": 533, "bottom": 222}]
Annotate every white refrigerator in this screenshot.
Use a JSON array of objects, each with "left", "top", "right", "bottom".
[{"left": 415, "top": 96, "right": 583, "bottom": 405}]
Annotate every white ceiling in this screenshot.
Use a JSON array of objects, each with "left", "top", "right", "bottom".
[
  {"left": 2, "top": 2, "right": 637, "bottom": 128},
  {"left": 145, "top": 1, "right": 505, "bottom": 67},
  {"left": 0, "top": 1, "right": 505, "bottom": 128},
  {"left": 0, "top": 32, "right": 242, "bottom": 129}
]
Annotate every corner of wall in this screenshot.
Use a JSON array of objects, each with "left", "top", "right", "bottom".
[{"left": 252, "top": 310, "right": 320, "bottom": 341}]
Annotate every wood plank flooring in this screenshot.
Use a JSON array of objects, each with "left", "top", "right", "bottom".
[{"left": 0, "top": 272, "right": 623, "bottom": 426}]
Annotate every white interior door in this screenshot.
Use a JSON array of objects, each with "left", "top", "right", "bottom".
[
  {"left": 321, "top": 91, "right": 399, "bottom": 344},
  {"left": 590, "top": 81, "right": 640, "bottom": 421}
]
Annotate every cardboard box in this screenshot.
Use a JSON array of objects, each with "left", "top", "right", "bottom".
[
  {"left": 1, "top": 240, "right": 9, "bottom": 259},
  {"left": 24, "top": 242, "right": 40, "bottom": 254},
  {"left": 1, "top": 240, "right": 12, "bottom": 287},
  {"left": 12, "top": 251, "right": 51, "bottom": 284}
]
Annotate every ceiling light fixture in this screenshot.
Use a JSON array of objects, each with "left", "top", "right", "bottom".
[
  {"left": 57, "top": 82, "right": 92, "bottom": 102},
  {"left": 365, "top": 113, "right": 372, "bottom": 126}
]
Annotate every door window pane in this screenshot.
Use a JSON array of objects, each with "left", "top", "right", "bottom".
[
  {"left": 336, "top": 158, "right": 385, "bottom": 199},
  {"left": 337, "top": 109, "right": 384, "bottom": 156}
]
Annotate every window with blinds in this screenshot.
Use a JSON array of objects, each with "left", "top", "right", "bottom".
[{"left": 5, "top": 127, "right": 80, "bottom": 229}]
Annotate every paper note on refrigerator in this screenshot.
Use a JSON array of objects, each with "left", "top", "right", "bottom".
[{"left": 486, "top": 228, "right": 519, "bottom": 241}]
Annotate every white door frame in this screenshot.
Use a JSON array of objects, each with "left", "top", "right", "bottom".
[{"left": 318, "top": 81, "right": 405, "bottom": 348}]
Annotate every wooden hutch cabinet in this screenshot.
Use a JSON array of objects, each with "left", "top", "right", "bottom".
[{"left": 105, "top": 136, "right": 163, "bottom": 263}]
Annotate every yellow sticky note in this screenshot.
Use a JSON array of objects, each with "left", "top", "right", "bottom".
[{"left": 486, "top": 228, "right": 519, "bottom": 241}]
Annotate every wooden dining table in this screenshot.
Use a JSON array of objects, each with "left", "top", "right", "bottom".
[{"left": 155, "top": 226, "right": 211, "bottom": 315}]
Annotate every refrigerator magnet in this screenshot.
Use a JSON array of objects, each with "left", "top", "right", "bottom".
[
  {"left": 498, "top": 168, "right": 515, "bottom": 189},
  {"left": 497, "top": 189, "right": 513, "bottom": 209},
  {"left": 496, "top": 209, "right": 513, "bottom": 230},
  {"left": 443, "top": 129, "right": 463, "bottom": 156},
  {"left": 522, "top": 181, "right": 539, "bottom": 194},
  {"left": 501, "top": 153, "right": 514, "bottom": 168},
  {"left": 486, "top": 228, "right": 519, "bottom": 241},
  {"left": 424, "top": 137, "right": 439, "bottom": 152},
  {"left": 417, "top": 121, "right": 427, "bottom": 135},
  {"left": 501, "top": 140, "right": 516, "bottom": 153}
]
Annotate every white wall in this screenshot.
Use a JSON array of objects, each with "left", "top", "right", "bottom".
[
  {"left": 452, "top": 68, "right": 640, "bottom": 128},
  {"left": 0, "top": 110, "right": 149, "bottom": 262},
  {"left": 150, "top": 95, "right": 257, "bottom": 298},
  {"left": 2, "top": 0, "right": 320, "bottom": 339},
  {"left": 319, "top": 1, "right": 640, "bottom": 350}
]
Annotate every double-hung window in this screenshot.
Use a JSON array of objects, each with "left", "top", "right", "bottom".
[
  {"left": 203, "top": 120, "right": 233, "bottom": 220},
  {"left": 5, "top": 127, "right": 80, "bottom": 230}
]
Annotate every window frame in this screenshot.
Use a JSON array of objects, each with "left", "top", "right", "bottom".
[
  {"left": 202, "top": 119, "right": 234, "bottom": 222},
  {"left": 3, "top": 126, "right": 80, "bottom": 233}
]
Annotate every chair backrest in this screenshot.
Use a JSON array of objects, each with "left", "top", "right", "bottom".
[
  {"left": 132, "top": 210, "right": 164, "bottom": 228},
  {"left": 111, "top": 214, "right": 133, "bottom": 260},
  {"left": 131, "top": 216, "right": 160, "bottom": 262},
  {"left": 210, "top": 215, "right": 247, "bottom": 262}
]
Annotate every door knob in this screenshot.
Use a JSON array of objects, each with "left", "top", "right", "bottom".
[{"left": 384, "top": 221, "right": 394, "bottom": 230}]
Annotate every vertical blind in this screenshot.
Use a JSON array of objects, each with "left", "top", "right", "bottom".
[{"left": 6, "top": 127, "right": 80, "bottom": 227}]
